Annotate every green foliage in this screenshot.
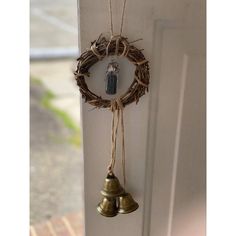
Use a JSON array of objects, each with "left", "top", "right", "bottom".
[
  {"left": 68, "top": 133, "right": 81, "bottom": 147},
  {"left": 30, "top": 77, "right": 43, "bottom": 85},
  {"left": 35, "top": 79, "right": 81, "bottom": 148}
]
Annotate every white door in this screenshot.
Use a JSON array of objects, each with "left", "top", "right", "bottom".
[{"left": 78, "top": 0, "right": 205, "bottom": 235}]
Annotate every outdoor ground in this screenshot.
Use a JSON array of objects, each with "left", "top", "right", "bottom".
[
  {"left": 30, "top": 0, "right": 84, "bottom": 233},
  {"left": 30, "top": 0, "right": 78, "bottom": 48},
  {"left": 30, "top": 60, "right": 84, "bottom": 235}
]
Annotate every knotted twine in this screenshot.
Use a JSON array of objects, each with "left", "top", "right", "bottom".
[
  {"left": 88, "top": 0, "right": 147, "bottom": 188},
  {"left": 107, "top": 99, "right": 126, "bottom": 188}
]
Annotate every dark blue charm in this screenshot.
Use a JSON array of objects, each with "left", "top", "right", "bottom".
[
  {"left": 106, "top": 71, "right": 118, "bottom": 94},
  {"left": 106, "top": 61, "right": 119, "bottom": 95}
]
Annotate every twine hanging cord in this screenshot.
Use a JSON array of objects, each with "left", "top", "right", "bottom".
[
  {"left": 108, "top": 99, "right": 126, "bottom": 187},
  {"left": 108, "top": 0, "right": 127, "bottom": 36}
]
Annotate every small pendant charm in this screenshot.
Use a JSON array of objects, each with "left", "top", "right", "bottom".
[{"left": 106, "top": 61, "right": 119, "bottom": 95}]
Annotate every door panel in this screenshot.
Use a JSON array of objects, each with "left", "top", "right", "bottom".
[
  {"left": 79, "top": 0, "right": 205, "bottom": 235},
  {"left": 149, "top": 28, "right": 205, "bottom": 236}
]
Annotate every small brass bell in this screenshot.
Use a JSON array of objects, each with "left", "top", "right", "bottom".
[
  {"left": 97, "top": 197, "right": 118, "bottom": 217},
  {"left": 118, "top": 192, "right": 139, "bottom": 214},
  {"left": 101, "top": 173, "right": 124, "bottom": 197}
]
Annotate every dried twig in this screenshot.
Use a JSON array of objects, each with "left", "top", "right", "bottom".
[{"left": 74, "top": 35, "right": 150, "bottom": 108}]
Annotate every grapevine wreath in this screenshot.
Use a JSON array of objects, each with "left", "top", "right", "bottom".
[{"left": 74, "top": 34, "right": 150, "bottom": 108}]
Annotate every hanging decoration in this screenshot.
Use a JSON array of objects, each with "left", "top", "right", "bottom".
[
  {"left": 106, "top": 60, "right": 119, "bottom": 95},
  {"left": 74, "top": 0, "right": 150, "bottom": 217}
]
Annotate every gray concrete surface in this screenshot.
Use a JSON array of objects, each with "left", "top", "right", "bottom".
[
  {"left": 30, "top": 0, "right": 84, "bottom": 225},
  {"left": 30, "top": 80, "right": 83, "bottom": 225},
  {"left": 30, "top": 0, "right": 78, "bottom": 48},
  {"left": 30, "top": 60, "right": 81, "bottom": 124}
]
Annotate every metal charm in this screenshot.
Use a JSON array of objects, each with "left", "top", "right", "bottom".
[
  {"left": 97, "top": 173, "right": 139, "bottom": 217},
  {"left": 106, "top": 61, "right": 119, "bottom": 95},
  {"left": 97, "top": 197, "right": 118, "bottom": 217},
  {"left": 117, "top": 192, "right": 139, "bottom": 214},
  {"left": 97, "top": 173, "right": 123, "bottom": 217},
  {"left": 100, "top": 173, "right": 124, "bottom": 198}
]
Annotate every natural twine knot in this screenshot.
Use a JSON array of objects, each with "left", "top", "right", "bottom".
[
  {"left": 107, "top": 98, "right": 126, "bottom": 187},
  {"left": 110, "top": 98, "right": 123, "bottom": 112},
  {"left": 90, "top": 40, "right": 103, "bottom": 60}
]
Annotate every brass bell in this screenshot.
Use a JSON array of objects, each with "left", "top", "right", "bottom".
[
  {"left": 118, "top": 192, "right": 139, "bottom": 214},
  {"left": 97, "top": 197, "right": 118, "bottom": 217},
  {"left": 101, "top": 173, "right": 124, "bottom": 197}
]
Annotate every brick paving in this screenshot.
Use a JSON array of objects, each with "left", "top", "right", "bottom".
[{"left": 30, "top": 213, "right": 84, "bottom": 236}]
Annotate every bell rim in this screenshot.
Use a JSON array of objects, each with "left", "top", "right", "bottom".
[
  {"left": 97, "top": 205, "right": 118, "bottom": 217},
  {"left": 101, "top": 189, "right": 124, "bottom": 197},
  {"left": 118, "top": 202, "right": 139, "bottom": 214}
]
